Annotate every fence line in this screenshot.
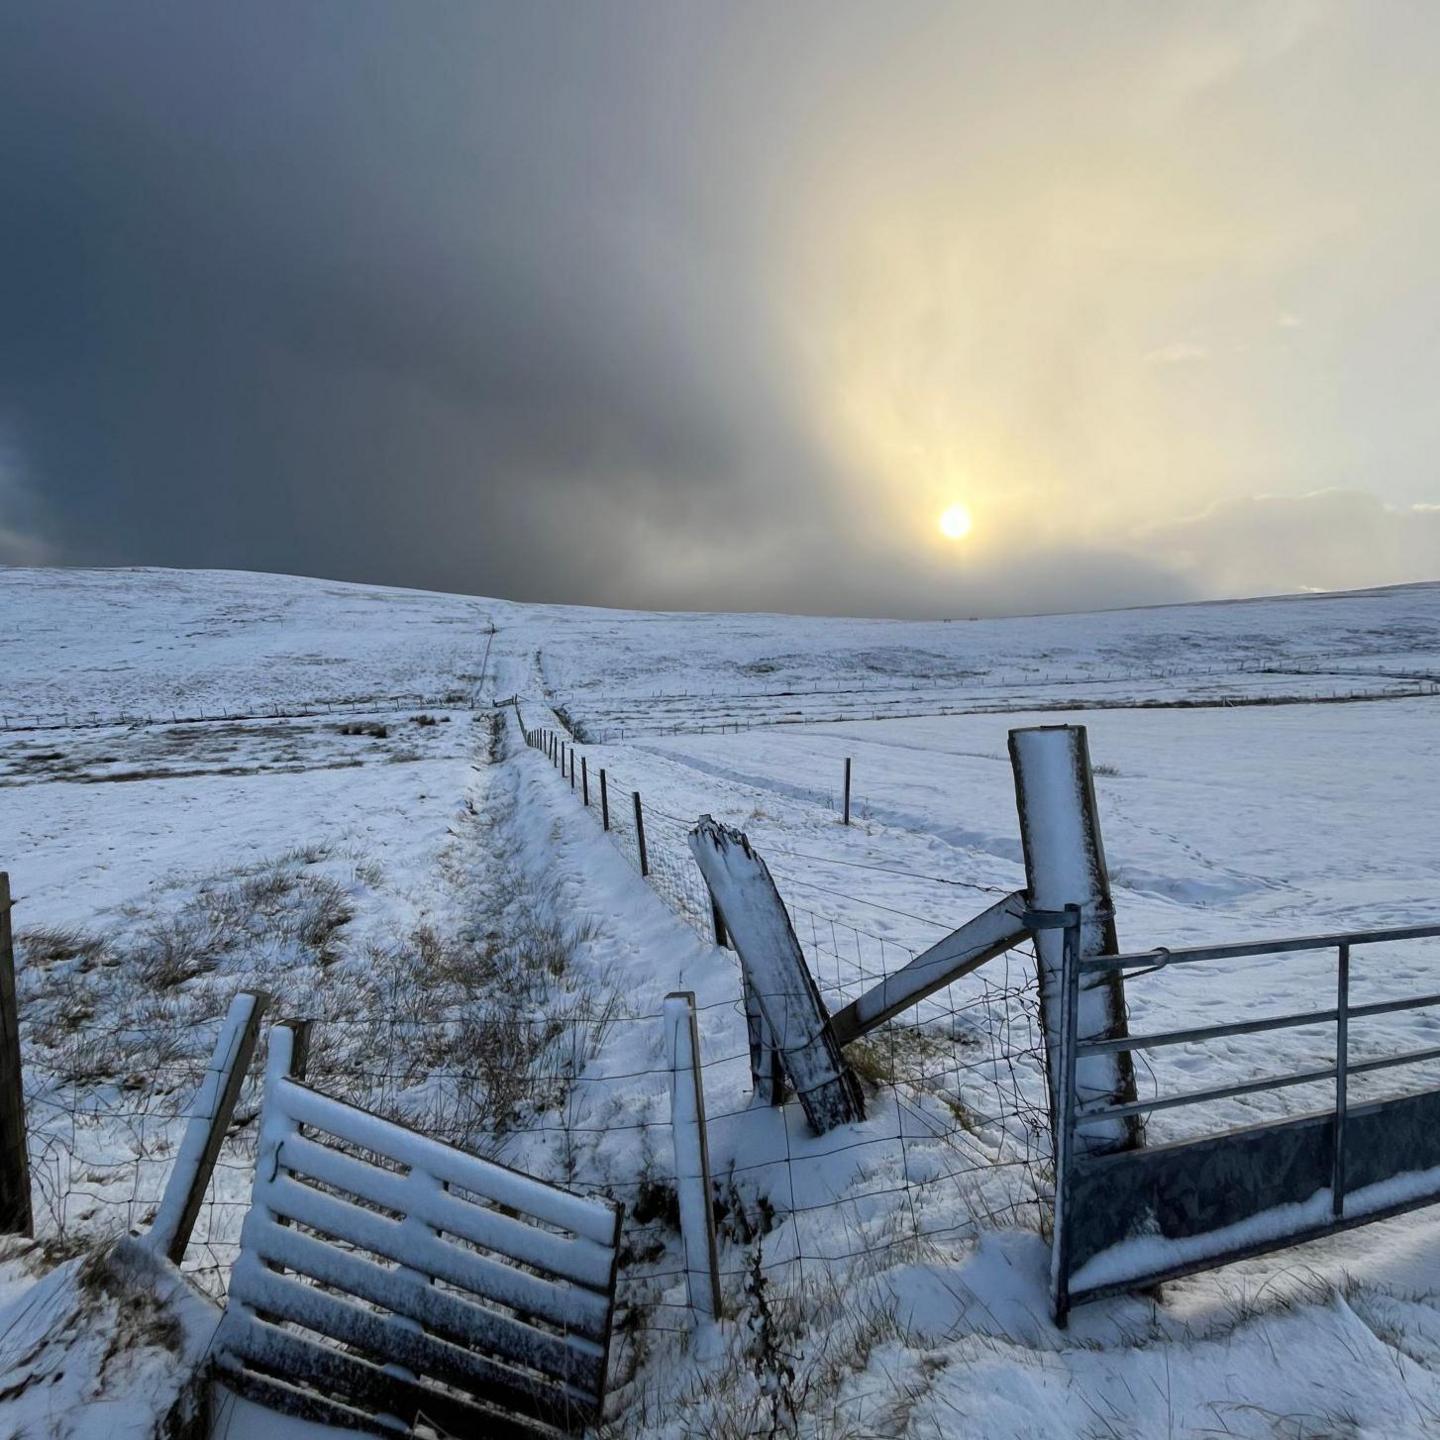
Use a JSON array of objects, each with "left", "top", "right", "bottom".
[
  {"left": 513, "top": 712, "right": 1056, "bottom": 1329},
  {"left": 1, "top": 692, "right": 485, "bottom": 734},
  {"left": 6, "top": 703, "right": 1053, "bottom": 1390}
]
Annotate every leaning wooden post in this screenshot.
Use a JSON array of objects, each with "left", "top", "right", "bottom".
[
  {"left": 581, "top": 756, "right": 590, "bottom": 806},
  {"left": 600, "top": 769, "right": 611, "bottom": 831},
  {"left": 147, "top": 988, "right": 269, "bottom": 1264},
  {"left": 633, "top": 792, "right": 649, "bottom": 877},
  {"left": 688, "top": 817, "right": 864, "bottom": 1134},
  {"left": 664, "top": 993, "right": 721, "bottom": 1321},
  {"left": 0, "top": 874, "right": 32, "bottom": 1237},
  {"left": 1008, "top": 725, "right": 1140, "bottom": 1154},
  {"left": 842, "top": 758, "right": 852, "bottom": 826}
]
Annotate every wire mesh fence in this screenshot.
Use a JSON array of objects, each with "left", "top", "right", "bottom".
[
  {"left": 13, "top": 968, "right": 1053, "bottom": 1365},
  {"left": 514, "top": 712, "right": 1056, "bottom": 1345},
  {"left": 20, "top": 1012, "right": 257, "bottom": 1296},
  {"left": 8, "top": 712, "right": 1054, "bottom": 1352}
]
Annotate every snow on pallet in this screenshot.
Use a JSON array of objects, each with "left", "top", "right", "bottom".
[{"left": 215, "top": 1025, "right": 623, "bottom": 1439}]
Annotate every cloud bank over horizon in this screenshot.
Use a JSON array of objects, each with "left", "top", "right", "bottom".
[{"left": 3, "top": 2, "right": 1440, "bottom": 618}]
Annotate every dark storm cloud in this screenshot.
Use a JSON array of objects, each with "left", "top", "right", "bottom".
[{"left": 1, "top": 1, "right": 853, "bottom": 606}]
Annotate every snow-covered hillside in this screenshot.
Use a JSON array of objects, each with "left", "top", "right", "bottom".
[{"left": 4, "top": 565, "right": 1440, "bottom": 1438}]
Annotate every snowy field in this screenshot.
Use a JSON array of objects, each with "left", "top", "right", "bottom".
[{"left": 4, "top": 565, "right": 1440, "bottom": 1438}]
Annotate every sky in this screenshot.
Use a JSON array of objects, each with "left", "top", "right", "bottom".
[{"left": 3, "top": 1, "right": 1440, "bottom": 619}]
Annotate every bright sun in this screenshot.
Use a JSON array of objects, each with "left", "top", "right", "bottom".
[{"left": 938, "top": 503, "right": 973, "bottom": 540}]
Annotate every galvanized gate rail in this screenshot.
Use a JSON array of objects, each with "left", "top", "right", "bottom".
[{"left": 1051, "top": 917, "right": 1440, "bottom": 1325}]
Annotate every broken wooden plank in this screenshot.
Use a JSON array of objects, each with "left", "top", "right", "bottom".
[{"left": 830, "top": 890, "right": 1029, "bottom": 1045}]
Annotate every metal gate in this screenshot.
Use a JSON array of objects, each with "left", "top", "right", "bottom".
[{"left": 1049, "top": 915, "right": 1440, "bottom": 1324}]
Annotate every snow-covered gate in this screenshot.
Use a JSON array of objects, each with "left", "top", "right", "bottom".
[
  {"left": 215, "top": 1025, "right": 623, "bottom": 1438},
  {"left": 1051, "top": 917, "right": 1440, "bottom": 1325}
]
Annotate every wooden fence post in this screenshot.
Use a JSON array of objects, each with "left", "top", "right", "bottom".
[
  {"left": 843, "top": 758, "right": 852, "bottom": 826},
  {"left": 146, "top": 988, "right": 269, "bottom": 1264},
  {"left": 600, "top": 769, "right": 610, "bottom": 831},
  {"left": 0, "top": 874, "right": 32, "bottom": 1237},
  {"left": 633, "top": 792, "right": 649, "bottom": 877},
  {"left": 688, "top": 817, "right": 864, "bottom": 1134},
  {"left": 582, "top": 756, "right": 590, "bottom": 806},
  {"left": 278, "top": 1017, "right": 313, "bottom": 1082},
  {"left": 1009, "top": 725, "right": 1139, "bottom": 1154},
  {"left": 664, "top": 993, "right": 721, "bottom": 1321}
]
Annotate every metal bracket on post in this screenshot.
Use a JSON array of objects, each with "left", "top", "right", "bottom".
[{"left": 664, "top": 993, "right": 721, "bottom": 1321}]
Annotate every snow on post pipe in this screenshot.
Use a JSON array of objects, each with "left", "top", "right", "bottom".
[
  {"left": 664, "top": 993, "right": 721, "bottom": 1321},
  {"left": 1008, "top": 726, "right": 1141, "bottom": 1155},
  {"left": 687, "top": 816, "right": 864, "bottom": 1134}
]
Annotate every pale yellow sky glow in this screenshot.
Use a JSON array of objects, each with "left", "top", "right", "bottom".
[
  {"left": 939, "top": 504, "right": 973, "bottom": 541},
  {"left": 752, "top": 1, "right": 1440, "bottom": 602}
]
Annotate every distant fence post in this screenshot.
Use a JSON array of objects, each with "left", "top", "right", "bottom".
[
  {"left": 581, "top": 756, "right": 590, "bottom": 806},
  {"left": 633, "top": 792, "right": 649, "bottom": 877},
  {"left": 146, "top": 988, "right": 269, "bottom": 1264},
  {"left": 1008, "top": 725, "right": 1140, "bottom": 1154},
  {"left": 664, "top": 993, "right": 721, "bottom": 1321},
  {"left": 600, "top": 769, "right": 611, "bottom": 831},
  {"left": 0, "top": 873, "right": 32, "bottom": 1237},
  {"left": 842, "top": 758, "right": 852, "bottom": 826}
]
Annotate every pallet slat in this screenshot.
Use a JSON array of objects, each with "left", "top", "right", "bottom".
[
  {"left": 273, "top": 1131, "right": 615, "bottom": 1294},
  {"left": 278, "top": 1078, "right": 617, "bottom": 1243},
  {"left": 228, "top": 1256, "right": 596, "bottom": 1429},
  {"left": 255, "top": 1170, "right": 609, "bottom": 1339},
  {"left": 217, "top": 1315, "right": 554, "bottom": 1439},
  {"left": 246, "top": 1215, "right": 604, "bottom": 1391}
]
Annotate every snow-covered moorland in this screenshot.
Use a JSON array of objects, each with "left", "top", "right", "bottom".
[{"left": 4, "top": 565, "right": 1440, "bottom": 1438}]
